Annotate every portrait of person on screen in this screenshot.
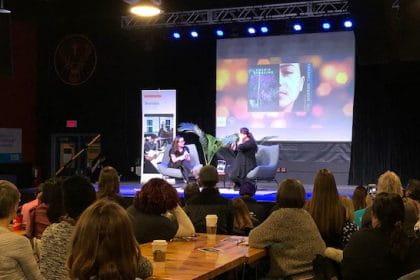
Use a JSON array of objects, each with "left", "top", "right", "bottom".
[{"left": 279, "top": 62, "right": 308, "bottom": 113}]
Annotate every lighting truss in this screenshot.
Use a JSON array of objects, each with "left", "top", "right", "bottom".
[{"left": 121, "top": 0, "right": 351, "bottom": 29}]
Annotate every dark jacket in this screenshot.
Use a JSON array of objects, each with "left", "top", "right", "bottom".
[
  {"left": 240, "top": 195, "right": 270, "bottom": 223},
  {"left": 342, "top": 228, "right": 404, "bottom": 280},
  {"left": 361, "top": 198, "right": 418, "bottom": 238},
  {"left": 127, "top": 206, "right": 178, "bottom": 244},
  {"left": 230, "top": 140, "right": 257, "bottom": 183},
  {"left": 184, "top": 187, "right": 234, "bottom": 234}
]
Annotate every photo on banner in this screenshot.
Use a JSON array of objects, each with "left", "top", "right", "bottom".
[{"left": 140, "top": 90, "right": 176, "bottom": 183}]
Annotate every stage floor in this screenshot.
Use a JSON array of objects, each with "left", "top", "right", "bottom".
[{"left": 118, "top": 181, "right": 356, "bottom": 202}]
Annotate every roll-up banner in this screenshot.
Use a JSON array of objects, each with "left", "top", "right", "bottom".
[{"left": 140, "top": 90, "right": 176, "bottom": 183}]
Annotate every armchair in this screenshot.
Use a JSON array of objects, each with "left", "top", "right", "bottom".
[{"left": 246, "top": 144, "right": 280, "bottom": 185}]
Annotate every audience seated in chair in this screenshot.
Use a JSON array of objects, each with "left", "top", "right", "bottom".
[
  {"left": 361, "top": 171, "right": 418, "bottom": 239},
  {"left": 351, "top": 185, "right": 368, "bottom": 227},
  {"left": 39, "top": 175, "right": 96, "bottom": 280},
  {"left": 184, "top": 165, "right": 234, "bottom": 234},
  {"left": 239, "top": 182, "right": 270, "bottom": 223},
  {"left": 232, "top": 197, "right": 259, "bottom": 236},
  {"left": 305, "top": 169, "right": 349, "bottom": 249},
  {"left": 0, "top": 180, "right": 43, "bottom": 280},
  {"left": 249, "top": 179, "right": 326, "bottom": 279},
  {"left": 339, "top": 195, "right": 359, "bottom": 246},
  {"left": 342, "top": 193, "right": 418, "bottom": 280},
  {"left": 68, "top": 200, "right": 153, "bottom": 280},
  {"left": 97, "top": 166, "right": 132, "bottom": 208},
  {"left": 127, "top": 178, "right": 195, "bottom": 244}
]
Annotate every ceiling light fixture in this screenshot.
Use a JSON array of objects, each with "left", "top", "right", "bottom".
[{"left": 130, "top": 0, "right": 162, "bottom": 17}]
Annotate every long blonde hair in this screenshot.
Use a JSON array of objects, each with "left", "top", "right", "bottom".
[
  {"left": 377, "top": 171, "right": 403, "bottom": 196},
  {"left": 68, "top": 200, "right": 140, "bottom": 280},
  {"left": 340, "top": 195, "right": 355, "bottom": 222},
  {"left": 232, "top": 198, "right": 254, "bottom": 230}
]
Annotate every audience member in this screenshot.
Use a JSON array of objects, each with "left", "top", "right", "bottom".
[
  {"left": 40, "top": 175, "right": 96, "bottom": 280},
  {"left": 351, "top": 185, "right": 368, "bottom": 227},
  {"left": 0, "top": 180, "right": 43, "bottom": 280},
  {"left": 127, "top": 178, "right": 195, "bottom": 244},
  {"left": 239, "top": 181, "right": 269, "bottom": 222},
  {"left": 184, "top": 165, "right": 234, "bottom": 234},
  {"left": 305, "top": 169, "right": 347, "bottom": 248},
  {"left": 342, "top": 193, "right": 414, "bottom": 280},
  {"left": 97, "top": 166, "right": 131, "bottom": 208},
  {"left": 232, "top": 197, "right": 258, "bottom": 236},
  {"left": 180, "top": 182, "right": 200, "bottom": 206},
  {"left": 68, "top": 200, "right": 152, "bottom": 280},
  {"left": 249, "top": 179, "right": 326, "bottom": 279},
  {"left": 26, "top": 177, "right": 63, "bottom": 239},
  {"left": 361, "top": 171, "right": 418, "bottom": 239},
  {"left": 340, "top": 195, "right": 359, "bottom": 245}
]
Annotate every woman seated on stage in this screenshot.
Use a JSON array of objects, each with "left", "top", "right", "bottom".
[
  {"left": 68, "top": 200, "right": 152, "bottom": 280},
  {"left": 169, "top": 136, "right": 194, "bottom": 183},
  {"left": 127, "top": 178, "right": 195, "bottom": 244},
  {"left": 249, "top": 179, "right": 326, "bottom": 279},
  {"left": 97, "top": 166, "right": 131, "bottom": 208},
  {"left": 229, "top": 127, "right": 258, "bottom": 191}
]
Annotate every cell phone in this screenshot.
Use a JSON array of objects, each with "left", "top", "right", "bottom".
[{"left": 367, "top": 184, "right": 376, "bottom": 195}]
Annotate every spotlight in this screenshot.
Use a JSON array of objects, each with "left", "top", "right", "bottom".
[
  {"left": 172, "top": 32, "right": 181, "bottom": 39},
  {"left": 190, "top": 31, "right": 198, "bottom": 38},
  {"left": 343, "top": 20, "right": 353, "bottom": 28},
  {"left": 247, "top": 27, "right": 256, "bottom": 34},
  {"left": 216, "top": 29, "right": 224, "bottom": 37},
  {"left": 293, "top": 24, "right": 302, "bottom": 31},
  {"left": 322, "top": 22, "right": 331, "bottom": 30},
  {"left": 260, "top": 26, "right": 269, "bottom": 33}
]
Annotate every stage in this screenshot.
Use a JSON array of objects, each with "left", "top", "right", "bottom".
[{"left": 117, "top": 181, "right": 357, "bottom": 202}]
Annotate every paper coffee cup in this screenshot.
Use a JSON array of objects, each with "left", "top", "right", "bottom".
[
  {"left": 152, "top": 240, "right": 168, "bottom": 262},
  {"left": 206, "top": 215, "right": 218, "bottom": 235}
]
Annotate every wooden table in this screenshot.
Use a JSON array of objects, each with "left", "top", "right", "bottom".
[{"left": 140, "top": 234, "right": 266, "bottom": 280}]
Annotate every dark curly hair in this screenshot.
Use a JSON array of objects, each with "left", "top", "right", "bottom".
[{"left": 134, "top": 178, "right": 179, "bottom": 215}]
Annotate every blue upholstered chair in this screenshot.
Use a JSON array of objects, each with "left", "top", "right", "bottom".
[{"left": 246, "top": 144, "right": 280, "bottom": 185}]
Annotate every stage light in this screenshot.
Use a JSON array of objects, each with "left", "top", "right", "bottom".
[
  {"left": 172, "top": 32, "right": 181, "bottom": 39},
  {"left": 190, "top": 31, "right": 198, "bottom": 38},
  {"left": 216, "top": 30, "right": 224, "bottom": 37},
  {"left": 293, "top": 24, "right": 302, "bottom": 31},
  {"left": 130, "top": 0, "right": 162, "bottom": 17},
  {"left": 343, "top": 20, "right": 352, "bottom": 28},
  {"left": 247, "top": 27, "right": 256, "bottom": 34},
  {"left": 322, "top": 22, "right": 331, "bottom": 30},
  {"left": 260, "top": 26, "right": 269, "bottom": 33}
]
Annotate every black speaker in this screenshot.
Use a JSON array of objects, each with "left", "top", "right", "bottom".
[{"left": 0, "top": 13, "right": 12, "bottom": 76}]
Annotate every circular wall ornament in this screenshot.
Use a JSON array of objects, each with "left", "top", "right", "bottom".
[{"left": 54, "top": 34, "right": 97, "bottom": 86}]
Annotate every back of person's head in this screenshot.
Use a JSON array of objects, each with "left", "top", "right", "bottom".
[
  {"left": 276, "top": 179, "right": 306, "bottom": 209},
  {"left": 134, "top": 178, "right": 178, "bottom": 215},
  {"left": 98, "top": 166, "right": 120, "bottom": 199},
  {"left": 340, "top": 195, "right": 355, "bottom": 222},
  {"left": 372, "top": 192, "right": 409, "bottom": 260},
  {"left": 62, "top": 175, "right": 96, "bottom": 220},
  {"left": 377, "top": 171, "right": 403, "bottom": 196},
  {"left": 0, "top": 180, "right": 20, "bottom": 220},
  {"left": 184, "top": 182, "right": 200, "bottom": 202},
  {"left": 239, "top": 181, "right": 257, "bottom": 197},
  {"left": 351, "top": 185, "right": 367, "bottom": 211},
  {"left": 41, "top": 177, "right": 64, "bottom": 223},
  {"left": 307, "top": 169, "right": 344, "bottom": 237},
  {"left": 406, "top": 179, "right": 420, "bottom": 202},
  {"left": 198, "top": 165, "right": 219, "bottom": 188},
  {"left": 68, "top": 200, "right": 139, "bottom": 280},
  {"left": 232, "top": 198, "right": 253, "bottom": 230}
]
